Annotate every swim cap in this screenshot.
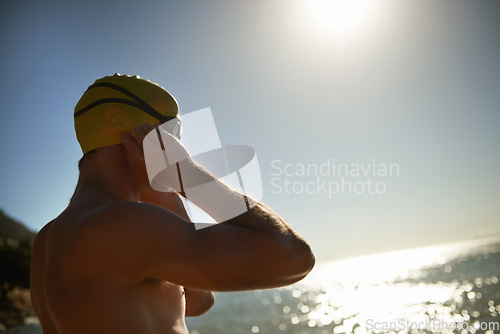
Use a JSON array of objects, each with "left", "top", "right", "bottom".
[{"left": 74, "top": 74, "right": 179, "bottom": 154}]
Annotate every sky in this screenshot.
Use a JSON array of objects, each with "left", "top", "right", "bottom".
[{"left": 0, "top": 0, "right": 499, "bottom": 262}]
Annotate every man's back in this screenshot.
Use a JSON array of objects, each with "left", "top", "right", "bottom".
[{"left": 31, "top": 204, "right": 189, "bottom": 334}]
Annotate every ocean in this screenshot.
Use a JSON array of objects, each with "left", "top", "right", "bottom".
[{"left": 4, "top": 238, "right": 500, "bottom": 334}]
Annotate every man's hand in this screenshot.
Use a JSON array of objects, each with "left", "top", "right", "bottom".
[{"left": 123, "top": 122, "right": 193, "bottom": 195}]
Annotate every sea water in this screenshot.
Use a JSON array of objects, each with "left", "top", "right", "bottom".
[
  {"left": 4, "top": 238, "right": 500, "bottom": 334},
  {"left": 186, "top": 238, "right": 500, "bottom": 334}
]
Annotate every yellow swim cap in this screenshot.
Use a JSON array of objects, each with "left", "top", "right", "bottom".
[{"left": 74, "top": 74, "right": 179, "bottom": 154}]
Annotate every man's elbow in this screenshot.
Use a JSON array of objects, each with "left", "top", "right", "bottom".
[
  {"left": 278, "top": 240, "right": 315, "bottom": 284},
  {"left": 293, "top": 242, "right": 315, "bottom": 279}
]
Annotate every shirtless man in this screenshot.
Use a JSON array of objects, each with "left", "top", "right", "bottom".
[{"left": 30, "top": 74, "right": 315, "bottom": 334}]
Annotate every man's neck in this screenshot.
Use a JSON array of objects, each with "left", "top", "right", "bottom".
[{"left": 71, "top": 146, "right": 143, "bottom": 207}]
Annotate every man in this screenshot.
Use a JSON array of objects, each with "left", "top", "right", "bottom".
[{"left": 30, "top": 74, "right": 315, "bottom": 334}]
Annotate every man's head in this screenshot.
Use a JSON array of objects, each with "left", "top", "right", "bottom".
[{"left": 74, "top": 74, "right": 179, "bottom": 155}]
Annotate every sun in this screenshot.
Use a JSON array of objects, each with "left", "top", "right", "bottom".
[{"left": 305, "top": 0, "right": 379, "bottom": 39}]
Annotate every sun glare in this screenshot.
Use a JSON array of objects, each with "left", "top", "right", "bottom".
[{"left": 306, "top": 0, "right": 378, "bottom": 39}]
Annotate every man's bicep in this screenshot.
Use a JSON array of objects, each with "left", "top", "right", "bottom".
[
  {"left": 138, "top": 220, "right": 263, "bottom": 289},
  {"left": 98, "top": 203, "right": 301, "bottom": 291},
  {"left": 142, "top": 221, "right": 297, "bottom": 291}
]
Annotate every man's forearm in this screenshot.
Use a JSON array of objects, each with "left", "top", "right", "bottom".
[
  {"left": 176, "top": 160, "right": 258, "bottom": 223},
  {"left": 178, "top": 160, "right": 304, "bottom": 240}
]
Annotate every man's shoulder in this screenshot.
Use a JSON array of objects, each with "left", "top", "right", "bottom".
[
  {"left": 51, "top": 201, "right": 187, "bottom": 258},
  {"left": 69, "top": 201, "right": 189, "bottom": 240},
  {"left": 85, "top": 201, "right": 154, "bottom": 219}
]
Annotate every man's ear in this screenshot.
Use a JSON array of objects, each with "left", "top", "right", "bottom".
[{"left": 104, "top": 107, "right": 134, "bottom": 134}]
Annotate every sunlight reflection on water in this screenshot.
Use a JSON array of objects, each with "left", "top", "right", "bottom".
[{"left": 187, "top": 238, "right": 500, "bottom": 334}]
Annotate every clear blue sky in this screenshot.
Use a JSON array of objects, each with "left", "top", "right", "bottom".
[{"left": 1, "top": 0, "right": 499, "bottom": 262}]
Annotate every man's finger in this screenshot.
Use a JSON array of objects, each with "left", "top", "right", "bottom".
[
  {"left": 129, "top": 126, "right": 147, "bottom": 147},
  {"left": 141, "top": 123, "right": 155, "bottom": 133},
  {"left": 122, "top": 132, "right": 143, "bottom": 161}
]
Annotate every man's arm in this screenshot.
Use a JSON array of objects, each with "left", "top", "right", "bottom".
[
  {"left": 80, "top": 125, "right": 315, "bottom": 291},
  {"left": 91, "top": 200, "right": 314, "bottom": 291}
]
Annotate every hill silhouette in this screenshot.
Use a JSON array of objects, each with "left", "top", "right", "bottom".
[{"left": 0, "top": 210, "right": 36, "bottom": 242}]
